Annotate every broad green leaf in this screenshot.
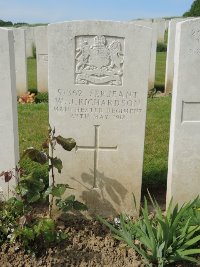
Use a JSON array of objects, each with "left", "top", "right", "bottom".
[
  {"left": 27, "top": 192, "right": 40, "bottom": 203},
  {"left": 52, "top": 184, "right": 67, "bottom": 197},
  {"left": 56, "top": 136, "right": 76, "bottom": 151},
  {"left": 21, "top": 148, "right": 48, "bottom": 164},
  {"left": 44, "top": 184, "right": 71, "bottom": 198},
  {"left": 52, "top": 157, "right": 63, "bottom": 173}
]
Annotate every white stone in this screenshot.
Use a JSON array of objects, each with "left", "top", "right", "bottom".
[
  {"left": 0, "top": 28, "right": 19, "bottom": 200},
  {"left": 13, "top": 28, "right": 28, "bottom": 96},
  {"left": 48, "top": 21, "right": 152, "bottom": 216},
  {"left": 154, "top": 18, "right": 166, "bottom": 43},
  {"left": 35, "top": 26, "right": 48, "bottom": 92},
  {"left": 131, "top": 20, "right": 157, "bottom": 90},
  {"left": 165, "top": 20, "right": 170, "bottom": 30},
  {"left": 24, "top": 27, "right": 35, "bottom": 58},
  {"left": 165, "top": 18, "right": 193, "bottom": 95},
  {"left": 167, "top": 18, "right": 200, "bottom": 207}
]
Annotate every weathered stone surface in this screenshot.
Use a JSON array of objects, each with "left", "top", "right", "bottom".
[
  {"left": 24, "top": 27, "right": 35, "bottom": 58},
  {"left": 35, "top": 26, "right": 48, "bottom": 92},
  {"left": 131, "top": 20, "right": 157, "bottom": 90},
  {"left": 165, "top": 19, "right": 170, "bottom": 30},
  {"left": 165, "top": 18, "right": 193, "bottom": 95},
  {"left": 154, "top": 18, "right": 166, "bottom": 42},
  {"left": 13, "top": 28, "right": 28, "bottom": 96},
  {"left": 48, "top": 21, "right": 152, "bottom": 216},
  {"left": 0, "top": 28, "right": 19, "bottom": 200},
  {"left": 165, "top": 19, "right": 184, "bottom": 95},
  {"left": 167, "top": 18, "right": 200, "bottom": 207}
]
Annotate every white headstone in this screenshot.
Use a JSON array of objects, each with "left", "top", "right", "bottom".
[
  {"left": 165, "top": 20, "right": 170, "bottom": 31},
  {"left": 154, "top": 18, "right": 166, "bottom": 43},
  {"left": 0, "top": 28, "right": 19, "bottom": 200},
  {"left": 24, "top": 27, "right": 35, "bottom": 58},
  {"left": 35, "top": 26, "right": 48, "bottom": 92},
  {"left": 165, "top": 19, "right": 182, "bottom": 94},
  {"left": 131, "top": 20, "right": 157, "bottom": 90},
  {"left": 48, "top": 21, "right": 152, "bottom": 216},
  {"left": 165, "top": 18, "right": 192, "bottom": 95},
  {"left": 167, "top": 18, "right": 200, "bottom": 207},
  {"left": 13, "top": 28, "right": 28, "bottom": 96}
]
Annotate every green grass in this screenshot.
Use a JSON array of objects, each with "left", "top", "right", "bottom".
[
  {"left": 155, "top": 52, "right": 166, "bottom": 90},
  {"left": 143, "top": 97, "right": 171, "bottom": 190},
  {"left": 18, "top": 103, "right": 48, "bottom": 185},
  {"left": 27, "top": 58, "right": 37, "bottom": 90}
]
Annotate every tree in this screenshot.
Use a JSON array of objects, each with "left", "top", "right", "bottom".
[
  {"left": 183, "top": 0, "right": 200, "bottom": 17},
  {"left": 0, "top": 19, "right": 13, "bottom": 27}
]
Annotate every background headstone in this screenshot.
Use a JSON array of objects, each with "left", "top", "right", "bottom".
[
  {"left": 167, "top": 18, "right": 200, "bottom": 207},
  {"left": 0, "top": 28, "right": 19, "bottom": 200},
  {"left": 165, "top": 18, "right": 193, "bottom": 95},
  {"left": 165, "top": 19, "right": 170, "bottom": 31},
  {"left": 13, "top": 28, "right": 28, "bottom": 96},
  {"left": 154, "top": 18, "right": 166, "bottom": 43},
  {"left": 35, "top": 26, "right": 48, "bottom": 92},
  {"left": 24, "top": 27, "right": 35, "bottom": 58},
  {"left": 48, "top": 21, "right": 152, "bottom": 216},
  {"left": 131, "top": 20, "right": 157, "bottom": 90}
]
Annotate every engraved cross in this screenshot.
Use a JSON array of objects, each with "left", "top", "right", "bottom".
[{"left": 75, "top": 125, "right": 118, "bottom": 188}]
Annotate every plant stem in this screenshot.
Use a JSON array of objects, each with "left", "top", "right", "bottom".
[{"left": 49, "top": 134, "right": 55, "bottom": 219}]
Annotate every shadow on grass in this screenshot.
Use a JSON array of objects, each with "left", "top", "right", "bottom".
[{"left": 141, "top": 167, "right": 168, "bottom": 208}]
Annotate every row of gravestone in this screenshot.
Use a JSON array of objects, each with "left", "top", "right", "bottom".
[
  {"left": 8, "top": 26, "right": 48, "bottom": 95},
  {"left": 0, "top": 19, "right": 199, "bottom": 217},
  {"left": 10, "top": 18, "right": 169, "bottom": 97}
]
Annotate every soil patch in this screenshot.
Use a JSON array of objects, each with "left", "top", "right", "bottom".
[{"left": 0, "top": 200, "right": 198, "bottom": 267}]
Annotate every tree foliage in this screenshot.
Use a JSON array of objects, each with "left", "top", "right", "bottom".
[
  {"left": 0, "top": 19, "right": 13, "bottom": 27},
  {"left": 183, "top": 0, "right": 200, "bottom": 17}
]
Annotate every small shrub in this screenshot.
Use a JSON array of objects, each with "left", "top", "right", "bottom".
[
  {"left": 154, "top": 84, "right": 165, "bottom": 93},
  {"left": 28, "top": 88, "right": 38, "bottom": 95},
  {"left": 32, "top": 45, "right": 36, "bottom": 59},
  {"left": 35, "top": 92, "right": 48, "bottom": 103},
  {"left": 98, "top": 195, "right": 200, "bottom": 267},
  {"left": 0, "top": 126, "right": 87, "bottom": 252},
  {"left": 157, "top": 42, "right": 167, "bottom": 52}
]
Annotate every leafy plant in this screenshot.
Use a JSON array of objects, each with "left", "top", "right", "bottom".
[
  {"left": 32, "top": 44, "right": 36, "bottom": 59},
  {"left": 98, "top": 196, "right": 200, "bottom": 267},
  {"left": 46, "top": 126, "right": 87, "bottom": 217},
  {"left": 157, "top": 42, "right": 167, "bottom": 52},
  {"left": 0, "top": 125, "right": 87, "bottom": 252},
  {"left": 35, "top": 92, "right": 48, "bottom": 103},
  {"left": 28, "top": 88, "right": 38, "bottom": 95}
]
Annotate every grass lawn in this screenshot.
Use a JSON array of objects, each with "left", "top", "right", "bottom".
[
  {"left": 143, "top": 96, "right": 171, "bottom": 190},
  {"left": 155, "top": 51, "right": 166, "bottom": 90},
  {"left": 27, "top": 57, "right": 37, "bottom": 90},
  {"left": 18, "top": 103, "right": 49, "bottom": 185}
]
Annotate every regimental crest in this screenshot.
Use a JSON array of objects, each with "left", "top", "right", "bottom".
[{"left": 75, "top": 35, "right": 124, "bottom": 86}]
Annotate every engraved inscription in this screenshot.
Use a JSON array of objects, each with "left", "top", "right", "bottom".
[
  {"left": 76, "top": 125, "right": 118, "bottom": 188},
  {"left": 181, "top": 101, "right": 200, "bottom": 122},
  {"left": 53, "top": 88, "right": 142, "bottom": 120},
  {"left": 75, "top": 35, "right": 124, "bottom": 86}
]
